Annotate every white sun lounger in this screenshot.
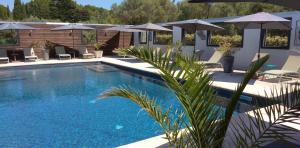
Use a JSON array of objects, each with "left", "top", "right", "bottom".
[
  {"left": 78, "top": 48, "right": 95, "bottom": 59},
  {"left": 247, "top": 53, "right": 269, "bottom": 69},
  {"left": 55, "top": 46, "right": 71, "bottom": 60},
  {"left": 194, "top": 49, "right": 204, "bottom": 61},
  {"left": 24, "top": 48, "right": 38, "bottom": 62},
  {"left": 0, "top": 49, "right": 9, "bottom": 63},
  {"left": 197, "top": 50, "right": 223, "bottom": 68},
  {"left": 263, "top": 55, "right": 300, "bottom": 81}
]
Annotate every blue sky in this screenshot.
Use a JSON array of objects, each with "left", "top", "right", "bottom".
[{"left": 1, "top": 0, "right": 182, "bottom": 10}]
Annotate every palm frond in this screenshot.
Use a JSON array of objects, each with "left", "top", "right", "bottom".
[
  {"left": 228, "top": 85, "right": 300, "bottom": 147},
  {"left": 120, "top": 47, "right": 226, "bottom": 147},
  {"left": 213, "top": 55, "right": 270, "bottom": 147},
  {"left": 100, "top": 86, "right": 186, "bottom": 147}
]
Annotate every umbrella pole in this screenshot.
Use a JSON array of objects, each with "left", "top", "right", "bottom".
[
  {"left": 147, "top": 30, "right": 150, "bottom": 49},
  {"left": 192, "top": 24, "right": 196, "bottom": 59},
  {"left": 72, "top": 30, "right": 74, "bottom": 49},
  {"left": 123, "top": 32, "right": 125, "bottom": 48},
  {"left": 258, "top": 23, "right": 263, "bottom": 60}
]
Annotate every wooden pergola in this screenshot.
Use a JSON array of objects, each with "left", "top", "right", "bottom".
[{"left": 188, "top": 0, "right": 300, "bottom": 10}]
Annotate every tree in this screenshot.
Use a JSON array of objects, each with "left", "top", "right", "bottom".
[
  {"left": 177, "top": 1, "right": 211, "bottom": 19},
  {"left": 6, "top": 5, "right": 10, "bottom": 18},
  {"left": 111, "top": 0, "right": 178, "bottom": 24},
  {"left": 0, "top": 5, "right": 9, "bottom": 20},
  {"left": 49, "top": 0, "right": 90, "bottom": 23},
  {"left": 101, "top": 46, "right": 300, "bottom": 147},
  {"left": 177, "top": 0, "right": 290, "bottom": 20},
  {"left": 13, "top": 0, "right": 26, "bottom": 20},
  {"left": 80, "top": 5, "right": 110, "bottom": 24},
  {"left": 26, "top": 0, "right": 51, "bottom": 19}
]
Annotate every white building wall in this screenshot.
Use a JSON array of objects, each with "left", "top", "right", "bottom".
[{"left": 134, "top": 11, "right": 300, "bottom": 70}]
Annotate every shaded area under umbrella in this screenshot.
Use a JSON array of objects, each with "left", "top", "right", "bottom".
[
  {"left": 104, "top": 25, "right": 144, "bottom": 48},
  {"left": 51, "top": 23, "right": 95, "bottom": 49},
  {"left": 0, "top": 22, "right": 39, "bottom": 59},
  {"left": 225, "top": 12, "right": 291, "bottom": 59},
  {"left": 129, "top": 23, "right": 172, "bottom": 48},
  {"left": 167, "top": 19, "right": 223, "bottom": 55}
]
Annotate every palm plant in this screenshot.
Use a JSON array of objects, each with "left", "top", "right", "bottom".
[{"left": 100, "top": 46, "right": 300, "bottom": 147}]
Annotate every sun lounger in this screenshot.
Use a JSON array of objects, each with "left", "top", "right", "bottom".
[
  {"left": 55, "top": 46, "right": 71, "bottom": 60},
  {"left": 78, "top": 48, "right": 95, "bottom": 59},
  {"left": 248, "top": 53, "right": 269, "bottom": 69},
  {"left": 197, "top": 50, "right": 223, "bottom": 68},
  {"left": 263, "top": 55, "right": 300, "bottom": 81},
  {"left": 24, "top": 48, "right": 38, "bottom": 62},
  {"left": 194, "top": 50, "right": 204, "bottom": 61},
  {"left": 0, "top": 49, "right": 9, "bottom": 63}
]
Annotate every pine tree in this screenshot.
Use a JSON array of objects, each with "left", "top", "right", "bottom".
[{"left": 13, "top": 0, "right": 26, "bottom": 20}]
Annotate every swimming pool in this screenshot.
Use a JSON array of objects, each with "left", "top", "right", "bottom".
[{"left": 0, "top": 64, "right": 239, "bottom": 147}]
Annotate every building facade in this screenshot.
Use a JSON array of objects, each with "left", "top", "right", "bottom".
[{"left": 134, "top": 11, "right": 300, "bottom": 70}]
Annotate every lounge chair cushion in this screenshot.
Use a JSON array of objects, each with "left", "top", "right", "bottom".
[
  {"left": 58, "top": 54, "right": 71, "bottom": 57},
  {"left": 82, "top": 53, "right": 95, "bottom": 57},
  {"left": 198, "top": 61, "right": 222, "bottom": 68},
  {"left": 0, "top": 57, "right": 9, "bottom": 60},
  {"left": 25, "top": 56, "right": 38, "bottom": 60}
]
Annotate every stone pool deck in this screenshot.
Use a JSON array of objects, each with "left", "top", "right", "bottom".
[
  {"left": 0, "top": 57, "right": 299, "bottom": 147},
  {"left": 100, "top": 57, "right": 298, "bottom": 98}
]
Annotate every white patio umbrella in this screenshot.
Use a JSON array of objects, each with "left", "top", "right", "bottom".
[
  {"left": 225, "top": 12, "right": 291, "bottom": 59},
  {"left": 104, "top": 25, "right": 144, "bottom": 48},
  {"left": 129, "top": 23, "right": 172, "bottom": 48},
  {"left": 167, "top": 19, "right": 224, "bottom": 54},
  {"left": 51, "top": 23, "right": 95, "bottom": 49}
]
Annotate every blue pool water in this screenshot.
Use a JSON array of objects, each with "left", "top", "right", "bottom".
[
  {"left": 0, "top": 64, "right": 181, "bottom": 147},
  {"left": 0, "top": 64, "right": 243, "bottom": 147}
]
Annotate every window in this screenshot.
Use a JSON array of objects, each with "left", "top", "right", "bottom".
[
  {"left": 153, "top": 31, "right": 172, "bottom": 45},
  {"left": 139, "top": 32, "right": 147, "bottom": 44},
  {"left": 81, "top": 30, "right": 97, "bottom": 45},
  {"left": 261, "top": 29, "right": 290, "bottom": 49},
  {"left": 182, "top": 29, "right": 195, "bottom": 46},
  {"left": 0, "top": 30, "right": 19, "bottom": 45},
  {"left": 207, "top": 24, "right": 243, "bottom": 47}
]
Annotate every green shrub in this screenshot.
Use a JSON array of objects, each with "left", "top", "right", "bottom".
[
  {"left": 154, "top": 34, "right": 172, "bottom": 45},
  {"left": 265, "top": 36, "right": 288, "bottom": 47},
  {"left": 183, "top": 33, "right": 195, "bottom": 45},
  {"left": 210, "top": 35, "right": 242, "bottom": 47}
]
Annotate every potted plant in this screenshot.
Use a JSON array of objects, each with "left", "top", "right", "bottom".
[
  {"left": 94, "top": 42, "right": 106, "bottom": 58},
  {"left": 218, "top": 40, "right": 236, "bottom": 73}
]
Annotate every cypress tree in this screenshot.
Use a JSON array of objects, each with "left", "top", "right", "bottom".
[
  {"left": 13, "top": 0, "right": 26, "bottom": 20},
  {"left": 6, "top": 5, "right": 10, "bottom": 18}
]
